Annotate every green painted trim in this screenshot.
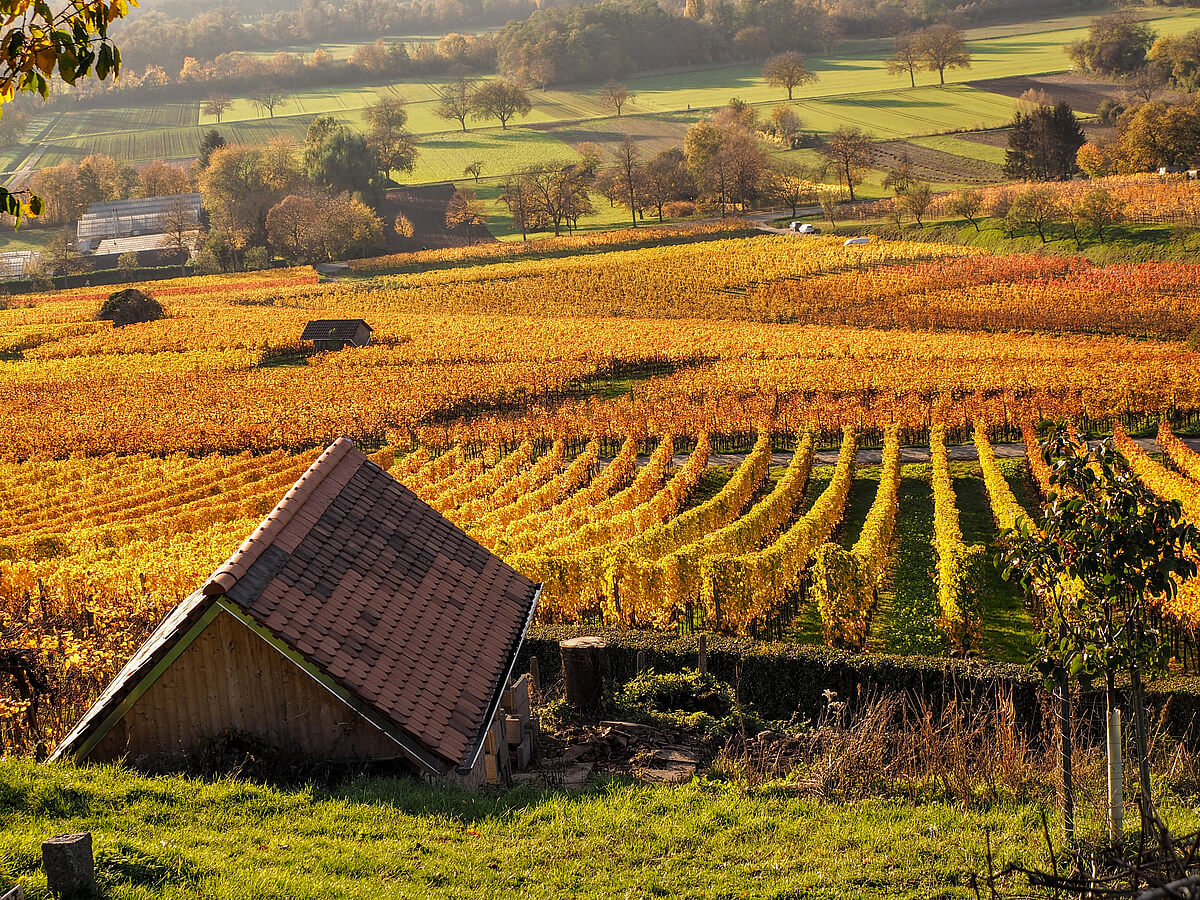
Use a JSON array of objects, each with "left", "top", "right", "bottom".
[
  {"left": 75, "top": 602, "right": 223, "bottom": 761},
  {"left": 215, "top": 600, "right": 446, "bottom": 775}
]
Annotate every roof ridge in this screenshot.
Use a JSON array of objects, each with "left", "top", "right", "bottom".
[{"left": 202, "top": 437, "right": 359, "bottom": 596}]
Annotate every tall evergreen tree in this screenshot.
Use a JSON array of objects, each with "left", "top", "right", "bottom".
[{"left": 1004, "top": 102, "right": 1086, "bottom": 181}]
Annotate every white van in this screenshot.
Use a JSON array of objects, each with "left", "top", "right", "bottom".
[{"left": 789, "top": 222, "right": 820, "bottom": 234}]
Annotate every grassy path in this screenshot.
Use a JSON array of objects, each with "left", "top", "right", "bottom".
[
  {"left": 780, "top": 463, "right": 834, "bottom": 645},
  {"left": 870, "top": 464, "right": 943, "bottom": 656},
  {"left": 952, "top": 461, "right": 1036, "bottom": 663}
]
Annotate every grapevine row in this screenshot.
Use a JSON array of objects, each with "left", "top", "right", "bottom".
[
  {"left": 1159, "top": 422, "right": 1200, "bottom": 483},
  {"left": 493, "top": 435, "right": 640, "bottom": 555},
  {"left": 700, "top": 427, "right": 858, "bottom": 634},
  {"left": 811, "top": 427, "right": 900, "bottom": 652},
  {"left": 931, "top": 426, "right": 982, "bottom": 655},
  {"left": 617, "top": 433, "right": 814, "bottom": 628},
  {"left": 509, "top": 435, "right": 711, "bottom": 621},
  {"left": 604, "top": 431, "right": 774, "bottom": 627}
]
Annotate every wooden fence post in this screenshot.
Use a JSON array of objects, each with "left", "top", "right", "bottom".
[
  {"left": 698, "top": 634, "right": 707, "bottom": 676},
  {"left": 529, "top": 656, "right": 541, "bottom": 698}
]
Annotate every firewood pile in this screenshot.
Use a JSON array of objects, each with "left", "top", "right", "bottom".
[
  {"left": 535, "top": 719, "right": 703, "bottom": 786},
  {"left": 480, "top": 673, "right": 539, "bottom": 786}
]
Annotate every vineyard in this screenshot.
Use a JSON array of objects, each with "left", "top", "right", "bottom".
[
  {"left": 3, "top": 225, "right": 1200, "bottom": 753},
  {"left": 853, "top": 172, "right": 1200, "bottom": 228}
]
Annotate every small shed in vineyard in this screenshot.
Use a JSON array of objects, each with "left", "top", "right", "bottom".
[
  {"left": 301, "top": 319, "right": 372, "bottom": 352},
  {"left": 51, "top": 439, "right": 541, "bottom": 780}
]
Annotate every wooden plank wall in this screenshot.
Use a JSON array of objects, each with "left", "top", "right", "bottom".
[{"left": 89, "top": 610, "right": 404, "bottom": 765}]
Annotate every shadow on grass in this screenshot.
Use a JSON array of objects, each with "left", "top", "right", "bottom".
[
  {"left": 872, "top": 466, "right": 943, "bottom": 657},
  {"left": 332, "top": 771, "right": 644, "bottom": 822},
  {"left": 952, "top": 464, "right": 1035, "bottom": 663}
]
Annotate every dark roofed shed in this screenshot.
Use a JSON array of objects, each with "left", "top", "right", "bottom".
[{"left": 301, "top": 319, "right": 372, "bottom": 352}]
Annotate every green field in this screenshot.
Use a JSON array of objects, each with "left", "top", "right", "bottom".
[
  {"left": 909, "top": 134, "right": 1009, "bottom": 165},
  {"left": 12, "top": 6, "right": 1200, "bottom": 187},
  {"left": 8, "top": 756, "right": 1196, "bottom": 900}
]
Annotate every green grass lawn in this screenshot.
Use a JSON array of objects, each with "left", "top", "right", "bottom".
[
  {"left": 870, "top": 464, "right": 945, "bottom": 657},
  {"left": 952, "top": 460, "right": 1036, "bottom": 663},
  {"left": 21, "top": 8, "right": 1200, "bottom": 183},
  {"left": 0, "top": 225, "right": 59, "bottom": 253},
  {"left": 909, "top": 133, "right": 1009, "bottom": 166},
  {"left": 0, "top": 758, "right": 1087, "bottom": 900}
]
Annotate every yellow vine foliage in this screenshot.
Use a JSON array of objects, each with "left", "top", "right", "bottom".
[
  {"left": 399, "top": 446, "right": 465, "bottom": 495},
  {"left": 701, "top": 427, "right": 857, "bottom": 634},
  {"left": 1160, "top": 422, "right": 1200, "bottom": 484},
  {"left": 1114, "top": 424, "right": 1200, "bottom": 524},
  {"left": 624, "top": 434, "right": 814, "bottom": 629},
  {"left": 471, "top": 440, "right": 600, "bottom": 541},
  {"left": 435, "top": 442, "right": 534, "bottom": 515},
  {"left": 973, "top": 426, "right": 1029, "bottom": 532},
  {"left": 509, "top": 435, "right": 711, "bottom": 621},
  {"left": 540, "top": 436, "right": 677, "bottom": 553},
  {"left": 494, "top": 435, "right": 640, "bottom": 555},
  {"left": 604, "top": 431, "right": 773, "bottom": 627},
  {"left": 931, "top": 426, "right": 984, "bottom": 655},
  {"left": 812, "top": 427, "right": 900, "bottom": 652},
  {"left": 1022, "top": 421, "right": 1056, "bottom": 497}
]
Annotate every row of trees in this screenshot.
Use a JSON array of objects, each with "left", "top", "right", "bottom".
[
  {"left": 113, "top": 0, "right": 1084, "bottom": 83},
  {"left": 112, "top": 2, "right": 530, "bottom": 74},
  {"left": 1078, "top": 97, "right": 1200, "bottom": 176},
  {"left": 497, "top": 99, "right": 840, "bottom": 239},
  {"left": 30, "top": 157, "right": 192, "bottom": 228},
  {"left": 884, "top": 25, "right": 971, "bottom": 88},
  {"left": 66, "top": 35, "right": 499, "bottom": 105},
  {"left": 197, "top": 131, "right": 387, "bottom": 266},
  {"left": 909, "top": 184, "right": 1127, "bottom": 246}
]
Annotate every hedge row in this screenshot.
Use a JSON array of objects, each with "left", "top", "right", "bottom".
[{"left": 519, "top": 627, "right": 1200, "bottom": 745}]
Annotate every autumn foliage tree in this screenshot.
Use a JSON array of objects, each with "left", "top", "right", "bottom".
[
  {"left": 819, "top": 126, "right": 874, "bottom": 202},
  {"left": 363, "top": 97, "right": 418, "bottom": 179},
  {"left": 1068, "top": 13, "right": 1156, "bottom": 77},
  {"left": 885, "top": 33, "right": 922, "bottom": 88},
  {"left": 203, "top": 94, "right": 233, "bottom": 123},
  {"left": 762, "top": 51, "right": 817, "bottom": 100},
  {"left": 470, "top": 80, "right": 532, "bottom": 130},
  {"left": 601, "top": 81, "right": 631, "bottom": 116},
  {"left": 916, "top": 25, "right": 971, "bottom": 86},
  {"left": 445, "top": 187, "right": 486, "bottom": 243},
  {"left": 0, "top": 0, "right": 133, "bottom": 220},
  {"left": 267, "top": 193, "right": 383, "bottom": 261},
  {"left": 435, "top": 77, "right": 477, "bottom": 132}
]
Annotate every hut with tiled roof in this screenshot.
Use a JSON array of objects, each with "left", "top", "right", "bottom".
[
  {"left": 301, "top": 319, "right": 371, "bottom": 352},
  {"left": 51, "top": 439, "right": 541, "bottom": 782}
]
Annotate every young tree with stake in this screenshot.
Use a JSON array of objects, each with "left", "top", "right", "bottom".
[{"left": 1001, "top": 426, "right": 1200, "bottom": 846}]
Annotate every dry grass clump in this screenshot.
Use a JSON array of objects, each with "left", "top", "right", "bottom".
[{"left": 713, "top": 688, "right": 1053, "bottom": 806}]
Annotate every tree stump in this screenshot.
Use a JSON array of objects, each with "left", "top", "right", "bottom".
[
  {"left": 42, "top": 832, "right": 94, "bottom": 898},
  {"left": 560, "top": 636, "right": 608, "bottom": 712}
]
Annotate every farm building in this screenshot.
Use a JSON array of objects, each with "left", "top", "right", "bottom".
[
  {"left": 0, "top": 250, "right": 40, "bottom": 280},
  {"left": 51, "top": 439, "right": 542, "bottom": 782},
  {"left": 301, "top": 319, "right": 372, "bottom": 351},
  {"left": 75, "top": 193, "right": 202, "bottom": 245}
]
